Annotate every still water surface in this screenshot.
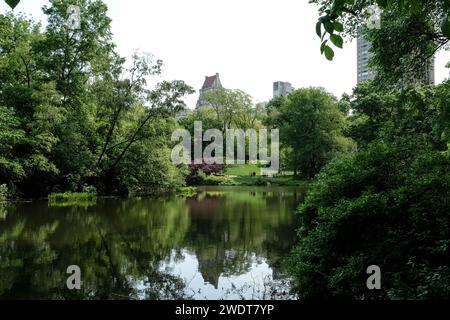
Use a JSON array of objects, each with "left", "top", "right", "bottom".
[{"left": 0, "top": 186, "right": 305, "bottom": 300}]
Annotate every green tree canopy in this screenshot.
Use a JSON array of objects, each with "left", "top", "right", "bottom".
[
  {"left": 202, "top": 88, "right": 262, "bottom": 131},
  {"left": 289, "top": 139, "right": 450, "bottom": 299},
  {"left": 0, "top": 0, "right": 193, "bottom": 197},
  {"left": 266, "top": 87, "right": 354, "bottom": 178}
]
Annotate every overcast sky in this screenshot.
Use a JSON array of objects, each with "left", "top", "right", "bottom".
[{"left": 2, "top": 0, "right": 450, "bottom": 108}]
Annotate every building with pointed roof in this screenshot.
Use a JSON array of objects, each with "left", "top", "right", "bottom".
[{"left": 196, "top": 73, "right": 223, "bottom": 109}]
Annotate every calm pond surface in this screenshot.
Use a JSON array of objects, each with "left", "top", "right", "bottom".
[{"left": 0, "top": 186, "right": 305, "bottom": 300}]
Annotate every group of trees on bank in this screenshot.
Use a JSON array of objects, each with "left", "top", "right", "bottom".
[
  {"left": 2, "top": 0, "right": 449, "bottom": 300},
  {"left": 1, "top": 0, "right": 357, "bottom": 195},
  {"left": 0, "top": 0, "right": 192, "bottom": 198},
  {"left": 179, "top": 88, "right": 266, "bottom": 134},
  {"left": 181, "top": 86, "right": 354, "bottom": 181},
  {"left": 265, "top": 88, "right": 354, "bottom": 178},
  {"left": 289, "top": 0, "right": 450, "bottom": 299}
]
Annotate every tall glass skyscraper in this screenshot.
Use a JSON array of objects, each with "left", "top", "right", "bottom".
[{"left": 357, "top": 36, "right": 375, "bottom": 83}]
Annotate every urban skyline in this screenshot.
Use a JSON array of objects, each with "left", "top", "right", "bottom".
[{"left": 4, "top": 0, "right": 449, "bottom": 111}]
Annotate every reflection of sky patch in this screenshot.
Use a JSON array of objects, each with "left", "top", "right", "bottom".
[
  {"left": 159, "top": 249, "right": 294, "bottom": 300},
  {"left": 0, "top": 187, "right": 300, "bottom": 299}
]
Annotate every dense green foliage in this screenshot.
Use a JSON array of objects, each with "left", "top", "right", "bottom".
[
  {"left": 0, "top": 184, "right": 7, "bottom": 202},
  {"left": 175, "top": 186, "right": 198, "bottom": 197},
  {"left": 48, "top": 191, "right": 97, "bottom": 207},
  {"left": 201, "top": 88, "right": 264, "bottom": 131},
  {"left": 0, "top": 1, "right": 192, "bottom": 198},
  {"left": 3, "top": 0, "right": 450, "bottom": 300},
  {"left": 290, "top": 140, "right": 450, "bottom": 299},
  {"left": 313, "top": 0, "right": 450, "bottom": 72},
  {"left": 179, "top": 106, "right": 222, "bottom": 136},
  {"left": 266, "top": 88, "right": 354, "bottom": 178},
  {"left": 346, "top": 82, "right": 450, "bottom": 149},
  {"left": 289, "top": 83, "right": 450, "bottom": 300},
  {"left": 289, "top": 1, "right": 450, "bottom": 299}
]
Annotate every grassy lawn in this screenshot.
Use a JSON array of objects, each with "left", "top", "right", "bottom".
[
  {"left": 224, "top": 164, "right": 261, "bottom": 176},
  {"left": 213, "top": 164, "right": 308, "bottom": 187},
  {"left": 226, "top": 175, "right": 308, "bottom": 186}
]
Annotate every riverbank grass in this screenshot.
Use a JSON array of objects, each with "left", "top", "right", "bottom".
[
  {"left": 176, "top": 186, "right": 198, "bottom": 197},
  {"left": 48, "top": 192, "right": 97, "bottom": 207},
  {"left": 0, "top": 184, "right": 7, "bottom": 202}
]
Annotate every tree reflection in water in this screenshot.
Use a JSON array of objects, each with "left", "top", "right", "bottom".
[{"left": 0, "top": 186, "right": 305, "bottom": 300}]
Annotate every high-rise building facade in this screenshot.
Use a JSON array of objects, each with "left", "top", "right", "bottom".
[
  {"left": 357, "top": 36, "right": 375, "bottom": 83},
  {"left": 357, "top": 35, "right": 435, "bottom": 85},
  {"left": 423, "top": 57, "right": 435, "bottom": 85},
  {"left": 273, "top": 81, "right": 294, "bottom": 98}
]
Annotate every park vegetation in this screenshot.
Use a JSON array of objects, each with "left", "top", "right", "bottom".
[
  {"left": 288, "top": 0, "right": 450, "bottom": 299},
  {"left": 0, "top": 0, "right": 192, "bottom": 199},
  {"left": 180, "top": 86, "right": 353, "bottom": 184},
  {"left": 2, "top": 0, "right": 449, "bottom": 300},
  {"left": 1, "top": 1, "right": 354, "bottom": 196}
]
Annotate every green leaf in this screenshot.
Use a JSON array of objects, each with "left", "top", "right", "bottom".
[
  {"left": 316, "top": 21, "right": 322, "bottom": 38},
  {"left": 333, "top": 21, "right": 344, "bottom": 32},
  {"left": 5, "top": 0, "right": 20, "bottom": 9},
  {"left": 330, "top": 34, "right": 343, "bottom": 48},
  {"left": 323, "top": 21, "right": 334, "bottom": 33},
  {"left": 409, "top": 0, "right": 421, "bottom": 14},
  {"left": 441, "top": 16, "right": 450, "bottom": 38},
  {"left": 375, "top": 0, "right": 387, "bottom": 8},
  {"left": 320, "top": 40, "right": 328, "bottom": 54},
  {"left": 324, "top": 45, "right": 334, "bottom": 60}
]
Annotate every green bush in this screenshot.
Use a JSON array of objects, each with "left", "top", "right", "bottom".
[
  {"left": 0, "top": 184, "right": 7, "bottom": 202},
  {"left": 82, "top": 185, "right": 97, "bottom": 194},
  {"left": 176, "top": 186, "right": 198, "bottom": 197},
  {"left": 289, "top": 140, "right": 450, "bottom": 299},
  {"left": 204, "top": 175, "right": 232, "bottom": 186},
  {"left": 48, "top": 192, "right": 97, "bottom": 207},
  {"left": 255, "top": 177, "right": 268, "bottom": 186}
]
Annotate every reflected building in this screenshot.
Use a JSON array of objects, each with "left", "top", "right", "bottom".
[{"left": 197, "top": 254, "right": 222, "bottom": 289}]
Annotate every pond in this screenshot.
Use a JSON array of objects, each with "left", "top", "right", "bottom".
[{"left": 0, "top": 186, "right": 305, "bottom": 300}]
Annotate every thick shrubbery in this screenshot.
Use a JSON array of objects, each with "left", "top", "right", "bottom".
[
  {"left": 0, "top": 184, "right": 7, "bottom": 202},
  {"left": 289, "top": 140, "right": 450, "bottom": 299},
  {"left": 48, "top": 191, "right": 97, "bottom": 207},
  {"left": 186, "top": 162, "right": 224, "bottom": 185}
]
